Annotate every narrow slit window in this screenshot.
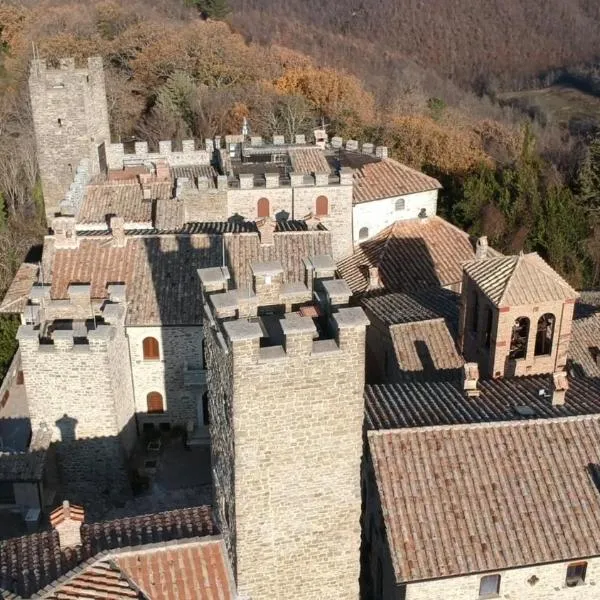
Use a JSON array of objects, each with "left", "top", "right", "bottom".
[{"left": 57, "top": 118, "right": 62, "bottom": 128}]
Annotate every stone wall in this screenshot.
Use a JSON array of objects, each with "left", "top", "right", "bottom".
[
  {"left": 29, "top": 57, "right": 111, "bottom": 221},
  {"left": 127, "top": 325, "right": 205, "bottom": 428},
  {"left": 181, "top": 188, "right": 228, "bottom": 223},
  {"left": 404, "top": 558, "right": 600, "bottom": 600},
  {"left": 16, "top": 314, "right": 133, "bottom": 501},
  {"left": 105, "top": 140, "right": 211, "bottom": 170},
  {"left": 206, "top": 305, "right": 369, "bottom": 600}
]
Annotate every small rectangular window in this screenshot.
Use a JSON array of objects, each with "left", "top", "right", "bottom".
[
  {"left": 566, "top": 562, "right": 587, "bottom": 587},
  {"left": 57, "top": 118, "right": 62, "bottom": 127},
  {"left": 395, "top": 198, "right": 405, "bottom": 211},
  {"left": 479, "top": 574, "right": 500, "bottom": 598}
]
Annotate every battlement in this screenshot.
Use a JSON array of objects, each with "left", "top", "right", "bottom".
[
  {"left": 19, "top": 292, "right": 127, "bottom": 353},
  {"left": 106, "top": 140, "right": 211, "bottom": 170},
  {"left": 200, "top": 258, "right": 368, "bottom": 363},
  {"left": 30, "top": 56, "right": 104, "bottom": 78}
]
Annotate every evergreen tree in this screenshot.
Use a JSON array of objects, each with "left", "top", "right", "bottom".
[
  {"left": 576, "top": 135, "right": 600, "bottom": 212},
  {"left": 188, "top": 0, "right": 230, "bottom": 20}
]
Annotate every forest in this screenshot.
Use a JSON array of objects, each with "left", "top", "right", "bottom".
[{"left": 2, "top": 0, "right": 600, "bottom": 378}]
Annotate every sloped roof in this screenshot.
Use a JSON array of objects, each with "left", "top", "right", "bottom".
[
  {"left": 41, "top": 227, "right": 332, "bottom": 326},
  {"left": 369, "top": 416, "right": 600, "bottom": 582},
  {"left": 43, "top": 539, "right": 234, "bottom": 600},
  {"left": 0, "top": 263, "right": 39, "bottom": 314},
  {"left": 338, "top": 217, "right": 476, "bottom": 294},
  {"left": 364, "top": 375, "right": 600, "bottom": 430},
  {"left": 464, "top": 253, "right": 578, "bottom": 307},
  {"left": 0, "top": 505, "right": 215, "bottom": 598},
  {"left": 389, "top": 318, "right": 463, "bottom": 381},
  {"left": 288, "top": 147, "right": 331, "bottom": 174},
  {"left": 353, "top": 159, "right": 441, "bottom": 204},
  {"left": 569, "top": 312, "right": 600, "bottom": 378}
]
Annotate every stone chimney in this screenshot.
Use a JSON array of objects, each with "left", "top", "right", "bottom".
[
  {"left": 552, "top": 371, "right": 569, "bottom": 406},
  {"left": 50, "top": 501, "right": 85, "bottom": 549},
  {"left": 53, "top": 216, "right": 79, "bottom": 249},
  {"left": 366, "top": 266, "right": 382, "bottom": 291},
  {"left": 462, "top": 362, "right": 480, "bottom": 397},
  {"left": 110, "top": 215, "right": 126, "bottom": 248},
  {"left": 139, "top": 173, "right": 152, "bottom": 200},
  {"left": 257, "top": 216, "right": 276, "bottom": 246},
  {"left": 476, "top": 236, "right": 489, "bottom": 260},
  {"left": 154, "top": 159, "right": 170, "bottom": 181}
]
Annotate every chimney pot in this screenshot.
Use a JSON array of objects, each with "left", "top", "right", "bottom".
[
  {"left": 367, "top": 266, "right": 382, "bottom": 291},
  {"left": 552, "top": 371, "right": 569, "bottom": 406},
  {"left": 476, "top": 236, "right": 489, "bottom": 259},
  {"left": 110, "top": 216, "right": 126, "bottom": 248}
]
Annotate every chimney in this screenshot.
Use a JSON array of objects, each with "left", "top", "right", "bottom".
[
  {"left": 154, "top": 159, "right": 170, "bottom": 181},
  {"left": 552, "top": 371, "right": 569, "bottom": 406},
  {"left": 476, "top": 236, "right": 489, "bottom": 260},
  {"left": 462, "top": 362, "right": 480, "bottom": 397},
  {"left": 303, "top": 212, "right": 321, "bottom": 231},
  {"left": 367, "top": 266, "right": 382, "bottom": 291},
  {"left": 257, "top": 216, "right": 276, "bottom": 246},
  {"left": 138, "top": 173, "right": 152, "bottom": 200},
  {"left": 50, "top": 500, "right": 85, "bottom": 550},
  {"left": 53, "top": 216, "right": 78, "bottom": 249},
  {"left": 110, "top": 215, "right": 126, "bottom": 248}
]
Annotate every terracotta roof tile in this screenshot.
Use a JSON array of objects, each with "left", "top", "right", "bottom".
[
  {"left": 569, "top": 313, "right": 600, "bottom": 378},
  {"left": 365, "top": 375, "right": 600, "bottom": 430},
  {"left": 77, "top": 182, "right": 172, "bottom": 227},
  {"left": 0, "top": 505, "right": 215, "bottom": 598},
  {"left": 0, "top": 263, "right": 39, "bottom": 314},
  {"left": 288, "top": 148, "right": 331, "bottom": 174},
  {"left": 369, "top": 416, "right": 600, "bottom": 582},
  {"left": 42, "top": 228, "right": 332, "bottom": 326},
  {"left": 353, "top": 159, "right": 441, "bottom": 204},
  {"left": 389, "top": 318, "right": 464, "bottom": 380},
  {"left": 464, "top": 253, "right": 578, "bottom": 306},
  {"left": 338, "top": 217, "right": 476, "bottom": 294}
]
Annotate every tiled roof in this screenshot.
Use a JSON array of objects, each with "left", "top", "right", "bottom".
[
  {"left": 338, "top": 217, "right": 476, "bottom": 294},
  {"left": 365, "top": 375, "right": 600, "bottom": 430},
  {"left": 0, "top": 263, "right": 39, "bottom": 314},
  {"left": 464, "top": 253, "right": 578, "bottom": 307},
  {"left": 368, "top": 416, "right": 600, "bottom": 582},
  {"left": 288, "top": 148, "right": 331, "bottom": 174},
  {"left": 0, "top": 505, "right": 215, "bottom": 598},
  {"left": 171, "top": 165, "right": 217, "bottom": 185},
  {"left": 569, "top": 312, "right": 600, "bottom": 378},
  {"left": 41, "top": 228, "right": 331, "bottom": 326},
  {"left": 42, "top": 556, "right": 141, "bottom": 599},
  {"left": 361, "top": 288, "right": 460, "bottom": 330},
  {"left": 116, "top": 539, "right": 233, "bottom": 600},
  {"left": 389, "top": 318, "right": 463, "bottom": 381},
  {"left": 353, "top": 158, "right": 441, "bottom": 204},
  {"left": 0, "top": 427, "right": 52, "bottom": 483},
  {"left": 77, "top": 182, "right": 172, "bottom": 227},
  {"left": 574, "top": 290, "right": 600, "bottom": 319},
  {"left": 43, "top": 539, "right": 234, "bottom": 600}
]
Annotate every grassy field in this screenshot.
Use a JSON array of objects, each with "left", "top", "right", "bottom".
[{"left": 498, "top": 85, "right": 600, "bottom": 126}]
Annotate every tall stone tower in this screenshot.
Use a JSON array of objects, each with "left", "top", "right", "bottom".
[
  {"left": 29, "top": 56, "right": 111, "bottom": 221},
  {"left": 201, "top": 263, "right": 369, "bottom": 600}
]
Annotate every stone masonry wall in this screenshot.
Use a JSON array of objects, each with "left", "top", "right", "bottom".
[
  {"left": 211, "top": 311, "right": 367, "bottom": 600},
  {"left": 404, "top": 557, "right": 600, "bottom": 600},
  {"left": 182, "top": 188, "right": 228, "bottom": 222},
  {"left": 127, "top": 325, "right": 204, "bottom": 427},
  {"left": 29, "top": 57, "right": 111, "bottom": 221},
  {"left": 203, "top": 315, "right": 236, "bottom": 569},
  {"left": 17, "top": 324, "right": 132, "bottom": 501}
]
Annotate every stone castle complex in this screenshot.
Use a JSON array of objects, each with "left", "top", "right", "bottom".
[{"left": 2, "top": 56, "right": 600, "bottom": 599}]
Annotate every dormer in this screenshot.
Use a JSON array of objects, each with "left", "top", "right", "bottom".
[{"left": 459, "top": 253, "right": 579, "bottom": 378}]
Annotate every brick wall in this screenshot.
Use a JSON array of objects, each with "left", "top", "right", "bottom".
[
  {"left": 127, "top": 325, "right": 205, "bottom": 427},
  {"left": 205, "top": 306, "right": 368, "bottom": 600}
]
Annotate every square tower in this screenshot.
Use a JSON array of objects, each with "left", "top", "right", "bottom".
[
  {"left": 459, "top": 252, "right": 579, "bottom": 378},
  {"left": 29, "top": 57, "right": 111, "bottom": 221},
  {"left": 201, "top": 262, "right": 369, "bottom": 600}
]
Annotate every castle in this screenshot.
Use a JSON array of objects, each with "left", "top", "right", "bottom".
[{"left": 2, "top": 56, "right": 600, "bottom": 600}]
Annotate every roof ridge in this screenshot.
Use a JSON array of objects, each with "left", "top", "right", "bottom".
[
  {"left": 496, "top": 254, "right": 521, "bottom": 305},
  {"left": 367, "top": 411, "right": 600, "bottom": 436}
]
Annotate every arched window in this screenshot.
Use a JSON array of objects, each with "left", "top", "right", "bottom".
[
  {"left": 257, "top": 197, "right": 270, "bottom": 218},
  {"left": 509, "top": 317, "right": 530, "bottom": 359},
  {"left": 359, "top": 227, "right": 369, "bottom": 240},
  {"left": 143, "top": 337, "right": 160, "bottom": 360},
  {"left": 395, "top": 198, "right": 405, "bottom": 211},
  {"left": 535, "top": 313, "right": 555, "bottom": 356},
  {"left": 147, "top": 392, "right": 164, "bottom": 414},
  {"left": 316, "top": 195, "right": 328, "bottom": 216}
]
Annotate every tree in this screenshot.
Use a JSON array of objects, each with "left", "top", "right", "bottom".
[{"left": 188, "top": 0, "right": 230, "bottom": 20}]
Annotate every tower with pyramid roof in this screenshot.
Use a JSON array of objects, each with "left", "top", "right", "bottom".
[{"left": 459, "top": 252, "right": 579, "bottom": 378}]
